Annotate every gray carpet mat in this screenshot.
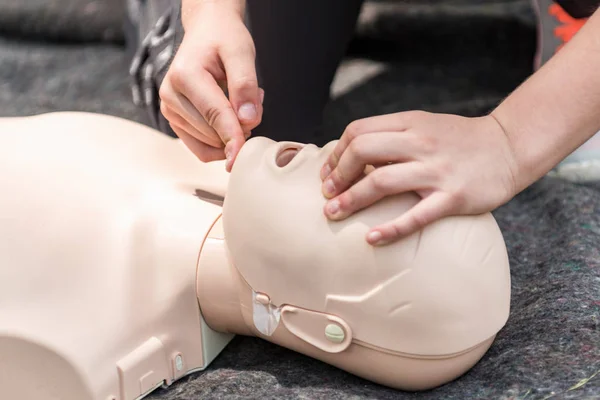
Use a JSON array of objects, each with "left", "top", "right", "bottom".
[
  {"left": 0, "top": 1, "right": 598, "bottom": 399},
  {"left": 0, "top": 0, "right": 124, "bottom": 42},
  {"left": 0, "top": 38, "right": 142, "bottom": 122}
]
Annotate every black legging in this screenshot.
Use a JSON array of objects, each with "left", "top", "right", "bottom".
[{"left": 247, "top": 0, "right": 364, "bottom": 143}]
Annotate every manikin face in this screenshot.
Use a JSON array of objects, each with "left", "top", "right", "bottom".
[
  {"left": 223, "top": 136, "right": 420, "bottom": 302},
  {"left": 222, "top": 136, "right": 510, "bottom": 356}
]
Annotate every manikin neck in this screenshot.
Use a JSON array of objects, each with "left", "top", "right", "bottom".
[{"left": 196, "top": 216, "right": 253, "bottom": 336}]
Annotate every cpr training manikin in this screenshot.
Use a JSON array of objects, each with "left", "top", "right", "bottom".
[{"left": 0, "top": 112, "right": 511, "bottom": 400}]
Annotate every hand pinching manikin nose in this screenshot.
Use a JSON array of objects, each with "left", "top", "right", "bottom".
[{"left": 159, "top": 0, "right": 264, "bottom": 170}]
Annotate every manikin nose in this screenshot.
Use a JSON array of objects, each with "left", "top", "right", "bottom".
[{"left": 275, "top": 143, "right": 305, "bottom": 167}]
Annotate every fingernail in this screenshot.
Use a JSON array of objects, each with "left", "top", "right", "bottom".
[
  {"left": 259, "top": 89, "right": 265, "bottom": 105},
  {"left": 238, "top": 103, "right": 257, "bottom": 121},
  {"left": 321, "top": 164, "right": 331, "bottom": 180},
  {"left": 323, "top": 179, "right": 335, "bottom": 197},
  {"left": 367, "top": 231, "right": 383, "bottom": 244},
  {"left": 327, "top": 199, "right": 340, "bottom": 215}
]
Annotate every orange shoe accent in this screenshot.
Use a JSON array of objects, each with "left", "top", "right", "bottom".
[{"left": 549, "top": 3, "right": 588, "bottom": 52}]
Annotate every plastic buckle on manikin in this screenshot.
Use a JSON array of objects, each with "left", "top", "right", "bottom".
[{"left": 253, "top": 292, "right": 353, "bottom": 354}]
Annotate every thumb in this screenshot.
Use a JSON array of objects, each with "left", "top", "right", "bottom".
[{"left": 221, "top": 45, "right": 262, "bottom": 127}]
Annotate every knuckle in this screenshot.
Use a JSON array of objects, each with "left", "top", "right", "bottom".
[
  {"left": 234, "top": 42, "right": 256, "bottom": 58},
  {"left": 204, "top": 105, "right": 232, "bottom": 130},
  {"left": 159, "top": 101, "right": 169, "bottom": 117},
  {"left": 222, "top": 42, "right": 256, "bottom": 63},
  {"left": 395, "top": 110, "right": 429, "bottom": 126},
  {"left": 410, "top": 213, "right": 429, "bottom": 230},
  {"left": 326, "top": 152, "right": 339, "bottom": 169},
  {"left": 433, "top": 159, "right": 453, "bottom": 178},
  {"left": 158, "top": 83, "right": 169, "bottom": 103},
  {"left": 391, "top": 223, "right": 406, "bottom": 238},
  {"left": 405, "top": 110, "right": 429, "bottom": 121},
  {"left": 416, "top": 134, "right": 438, "bottom": 154},
  {"left": 449, "top": 188, "right": 467, "bottom": 209},
  {"left": 344, "top": 120, "right": 365, "bottom": 141},
  {"left": 170, "top": 124, "right": 185, "bottom": 139},
  {"left": 165, "top": 110, "right": 182, "bottom": 127},
  {"left": 370, "top": 168, "right": 394, "bottom": 193},
  {"left": 204, "top": 106, "right": 222, "bottom": 128},
  {"left": 229, "top": 76, "right": 258, "bottom": 93},
  {"left": 347, "top": 139, "right": 365, "bottom": 159},
  {"left": 341, "top": 191, "right": 354, "bottom": 207},
  {"left": 168, "top": 61, "right": 188, "bottom": 87},
  {"left": 339, "top": 192, "right": 357, "bottom": 211}
]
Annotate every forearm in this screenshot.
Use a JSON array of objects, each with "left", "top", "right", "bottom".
[
  {"left": 491, "top": 8, "right": 600, "bottom": 192},
  {"left": 182, "top": 0, "right": 246, "bottom": 29}
]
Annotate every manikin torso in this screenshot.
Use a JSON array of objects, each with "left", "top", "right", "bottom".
[
  {"left": 0, "top": 112, "right": 511, "bottom": 400},
  {"left": 0, "top": 113, "right": 234, "bottom": 400}
]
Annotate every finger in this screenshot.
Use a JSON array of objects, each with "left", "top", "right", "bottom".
[
  {"left": 171, "top": 69, "right": 245, "bottom": 167},
  {"left": 221, "top": 43, "right": 262, "bottom": 128},
  {"left": 324, "top": 162, "right": 432, "bottom": 220},
  {"left": 366, "top": 192, "right": 453, "bottom": 246},
  {"left": 216, "top": 79, "right": 263, "bottom": 136},
  {"left": 322, "top": 132, "right": 418, "bottom": 199},
  {"left": 161, "top": 80, "right": 224, "bottom": 148},
  {"left": 170, "top": 123, "right": 226, "bottom": 163},
  {"left": 321, "top": 112, "right": 421, "bottom": 180},
  {"left": 240, "top": 87, "right": 265, "bottom": 138},
  {"left": 161, "top": 102, "right": 224, "bottom": 149}
]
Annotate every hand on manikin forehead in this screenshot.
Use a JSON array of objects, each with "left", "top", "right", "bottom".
[{"left": 223, "top": 136, "right": 510, "bottom": 357}]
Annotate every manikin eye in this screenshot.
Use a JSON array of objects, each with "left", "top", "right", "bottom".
[{"left": 275, "top": 144, "right": 304, "bottom": 167}]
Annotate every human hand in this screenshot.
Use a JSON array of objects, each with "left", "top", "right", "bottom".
[
  {"left": 159, "top": 2, "right": 263, "bottom": 171},
  {"left": 319, "top": 111, "right": 519, "bottom": 245}
]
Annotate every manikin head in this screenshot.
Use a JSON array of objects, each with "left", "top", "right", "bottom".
[{"left": 221, "top": 136, "right": 511, "bottom": 365}]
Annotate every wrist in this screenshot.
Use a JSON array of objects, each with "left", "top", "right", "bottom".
[
  {"left": 489, "top": 9, "right": 600, "bottom": 191},
  {"left": 483, "top": 113, "right": 522, "bottom": 200},
  {"left": 489, "top": 103, "right": 554, "bottom": 195},
  {"left": 182, "top": 0, "right": 246, "bottom": 29}
]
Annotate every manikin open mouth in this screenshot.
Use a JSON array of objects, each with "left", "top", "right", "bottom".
[{"left": 275, "top": 143, "right": 305, "bottom": 167}]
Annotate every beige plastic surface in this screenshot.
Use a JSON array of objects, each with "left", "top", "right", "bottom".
[
  {"left": 197, "top": 217, "right": 500, "bottom": 391},
  {"left": 0, "top": 112, "right": 233, "bottom": 400},
  {"left": 0, "top": 112, "right": 511, "bottom": 396},
  {"left": 217, "top": 136, "right": 511, "bottom": 389}
]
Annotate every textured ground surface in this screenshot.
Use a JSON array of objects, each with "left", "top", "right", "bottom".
[{"left": 1, "top": 0, "right": 598, "bottom": 399}]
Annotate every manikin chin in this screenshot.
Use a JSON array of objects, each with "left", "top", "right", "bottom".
[{"left": 0, "top": 112, "right": 511, "bottom": 400}]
